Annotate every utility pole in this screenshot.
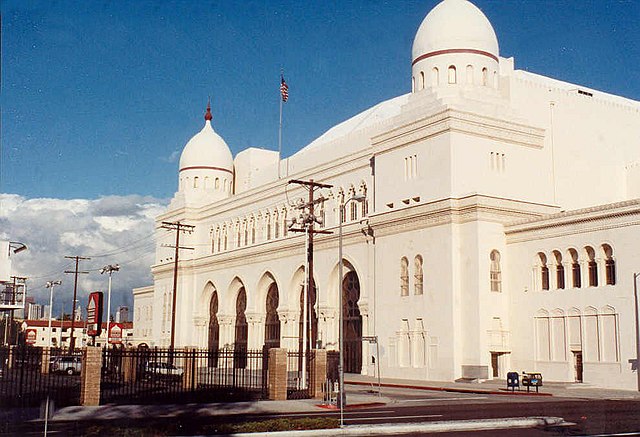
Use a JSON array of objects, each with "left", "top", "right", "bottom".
[
  {"left": 161, "top": 221, "right": 195, "bottom": 351},
  {"left": 288, "top": 179, "right": 332, "bottom": 387},
  {"left": 64, "top": 256, "right": 90, "bottom": 353}
]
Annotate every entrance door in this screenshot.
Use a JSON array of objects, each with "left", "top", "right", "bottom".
[
  {"left": 343, "top": 271, "right": 362, "bottom": 374},
  {"left": 573, "top": 351, "right": 583, "bottom": 382},
  {"left": 491, "top": 353, "right": 499, "bottom": 378}
]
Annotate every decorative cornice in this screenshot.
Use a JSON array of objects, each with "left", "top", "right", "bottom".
[
  {"left": 412, "top": 48, "right": 499, "bottom": 65},
  {"left": 372, "top": 108, "right": 544, "bottom": 153},
  {"left": 505, "top": 199, "right": 640, "bottom": 243}
]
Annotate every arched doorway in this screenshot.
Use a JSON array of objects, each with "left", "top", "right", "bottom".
[
  {"left": 264, "top": 283, "right": 281, "bottom": 349},
  {"left": 298, "top": 280, "right": 318, "bottom": 354},
  {"left": 208, "top": 291, "right": 220, "bottom": 367},
  {"left": 234, "top": 287, "right": 248, "bottom": 368},
  {"left": 343, "top": 271, "right": 362, "bottom": 373}
]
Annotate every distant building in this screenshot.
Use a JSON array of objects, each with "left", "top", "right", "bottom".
[
  {"left": 115, "top": 306, "right": 129, "bottom": 323},
  {"left": 21, "top": 319, "right": 134, "bottom": 348}
]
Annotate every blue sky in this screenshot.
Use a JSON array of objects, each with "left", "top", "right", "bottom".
[
  {"left": 1, "top": 0, "right": 639, "bottom": 315},
  {"left": 3, "top": 0, "right": 639, "bottom": 200}
]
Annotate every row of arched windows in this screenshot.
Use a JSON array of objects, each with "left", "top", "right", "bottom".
[
  {"left": 400, "top": 255, "right": 424, "bottom": 296},
  {"left": 212, "top": 206, "right": 291, "bottom": 253},
  {"left": 210, "top": 182, "right": 369, "bottom": 254},
  {"left": 180, "top": 175, "right": 232, "bottom": 193},
  {"left": 535, "top": 244, "right": 616, "bottom": 291},
  {"left": 535, "top": 306, "right": 619, "bottom": 363},
  {"left": 412, "top": 65, "right": 497, "bottom": 92}
]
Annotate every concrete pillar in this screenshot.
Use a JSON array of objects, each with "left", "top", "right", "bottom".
[
  {"left": 122, "top": 348, "right": 136, "bottom": 383},
  {"left": 41, "top": 347, "right": 51, "bottom": 374},
  {"left": 268, "top": 348, "right": 287, "bottom": 400},
  {"left": 310, "top": 349, "right": 326, "bottom": 399},
  {"left": 182, "top": 347, "right": 197, "bottom": 390},
  {"left": 80, "top": 346, "right": 102, "bottom": 406}
]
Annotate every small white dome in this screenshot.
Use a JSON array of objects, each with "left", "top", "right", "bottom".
[
  {"left": 179, "top": 106, "right": 234, "bottom": 173},
  {"left": 412, "top": 0, "right": 499, "bottom": 63}
]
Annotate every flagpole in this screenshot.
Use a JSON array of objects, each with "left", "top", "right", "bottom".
[{"left": 278, "top": 89, "right": 283, "bottom": 179}]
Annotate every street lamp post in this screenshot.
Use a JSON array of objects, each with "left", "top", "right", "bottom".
[
  {"left": 100, "top": 265, "right": 120, "bottom": 346},
  {"left": 634, "top": 272, "right": 640, "bottom": 392},
  {"left": 45, "top": 281, "right": 62, "bottom": 348},
  {"left": 338, "top": 194, "right": 365, "bottom": 427}
]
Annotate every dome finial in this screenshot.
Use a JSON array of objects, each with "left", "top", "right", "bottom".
[{"left": 204, "top": 98, "right": 212, "bottom": 121}]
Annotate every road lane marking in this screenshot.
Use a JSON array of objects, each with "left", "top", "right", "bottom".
[
  {"left": 345, "top": 414, "right": 444, "bottom": 421},
  {"left": 269, "top": 410, "right": 396, "bottom": 417}
]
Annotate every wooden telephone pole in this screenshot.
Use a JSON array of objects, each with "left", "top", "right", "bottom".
[
  {"left": 64, "top": 255, "right": 90, "bottom": 353},
  {"left": 161, "top": 221, "right": 195, "bottom": 351}
]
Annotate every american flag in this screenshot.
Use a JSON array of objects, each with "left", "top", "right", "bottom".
[{"left": 280, "top": 75, "right": 289, "bottom": 102}]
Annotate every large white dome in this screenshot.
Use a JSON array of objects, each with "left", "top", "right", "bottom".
[
  {"left": 179, "top": 107, "right": 233, "bottom": 173},
  {"left": 412, "top": 0, "right": 499, "bottom": 64}
]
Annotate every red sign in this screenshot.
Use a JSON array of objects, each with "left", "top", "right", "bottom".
[
  {"left": 87, "top": 292, "right": 104, "bottom": 337},
  {"left": 109, "top": 323, "right": 123, "bottom": 344},
  {"left": 25, "top": 329, "right": 37, "bottom": 345}
]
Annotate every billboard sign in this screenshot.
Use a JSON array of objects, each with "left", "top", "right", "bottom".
[
  {"left": 87, "top": 292, "right": 103, "bottom": 337},
  {"left": 109, "top": 323, "right": 123, "bottom": 344}
]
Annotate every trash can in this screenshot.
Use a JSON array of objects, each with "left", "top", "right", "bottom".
[{"left": 506, "top": 371, "right": 520, "bottom": 391}]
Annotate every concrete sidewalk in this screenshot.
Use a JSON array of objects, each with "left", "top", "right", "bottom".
[{"left": 344, "top": 373, "right": 640, "bottom": 400}]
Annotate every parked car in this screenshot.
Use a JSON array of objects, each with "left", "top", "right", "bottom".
[
  {"left": 50, "top": 356, "right": 82, "bottom": 375},
  {"left": 144, "top": 361, "right": 184, "bottom": 380}
]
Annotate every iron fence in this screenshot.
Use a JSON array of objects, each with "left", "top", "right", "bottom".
[
  {"left": 100, "top": 346, "right": 268, "bottom": 405},
  {"left": 286, "top": 350, "right": 314, "bottom": 399},
  {"left": 0, "top": 346, "right": 81, "bottom": 408}
]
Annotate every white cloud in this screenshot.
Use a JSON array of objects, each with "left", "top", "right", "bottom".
[
  {"left": 0, "top": 193, "right": 168, "bottom": 318},
  {"left": 160, "top": 150, "right": 181, "bottom": 163}
]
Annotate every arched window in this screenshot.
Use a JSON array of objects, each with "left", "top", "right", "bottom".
[
  {"left": 553, "top": 251, "right": 565, "bottom": 289},
  {"left": 431, "top": 67, "right": 439, "bottom": 86},
  {"left": 215, "top": 177, "right": 220, "bottom": 189},
  {"left": 568, "top": 248, "right": 581, "bottom": 288},
  {"left": 419, "top": 71, "right": 425, "bottom": 90},
  {"left": 538, "top": 253, "right": 549, "bottom": 290},
  {"left": 448, "top": 65, "right": 457, "bottom": 84},
  {"left": 493, "top": 71, "right": 498, "bottom": 88},
  {"left": 251, "top": 218, "right": 256, "bottom": 244},
  {"left": 350, "top": 199, "right": 358, "bottom": 221},
  {"left": 400, "top": 257, "right": 409, "bottom": 296},
  {"left": 412, "top": 76, "right": 415, "bottom": 93},
  {"left": 482, "top": 67, "right": 488, "bottom": 86},
  {"left": 266, "top": 214, "right": 271, "bottom": 240},
  {"left": 490, "top": 250, "right": 501, "bottom": 292},
  {"left": 223, "top": 228, "right": 228, "bottom": 251},
  {"left": 274, "top": 212, "right": 280, "bottom": 239},
  {"left": 243, "top": 221, "right": 248, "bottom": 246},
  {"left": 466, "top": 65, "right": 474, "bottom": 84},
  {"left": 586, "top": 246, "right": 598, "bottom": 286},
  {"left": 236, "top": 223, "right": 241, "bottom": 248},
  {"left": 193, "top": 176, "right": 199, "bottom": 188},
  {"left": 282, "top": 209, "right": 288, "bottom": 236},
  {"left": 414, "top": 255, "right": 423, "bottom": 295},
  {"left": 602, "top": 244, "right": 616, "bottom": 285}
]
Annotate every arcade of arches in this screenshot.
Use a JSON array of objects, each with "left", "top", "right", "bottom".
[{"left": 204, "top": 269, "right": 365, "bottom": 374}]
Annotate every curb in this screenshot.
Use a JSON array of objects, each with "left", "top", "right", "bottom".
[
  {"left": 228, "top": 416, "right": 567, "bottom": 436},
  {"left": 346, "top": 380, "right": 553, "bottom": 397},
  {"left": 316, "top": 402, "right": 387, "bottom": 410}
]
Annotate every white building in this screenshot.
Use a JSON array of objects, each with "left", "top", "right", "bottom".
[{"left": 134, "top": 0, "right": 640, "bottom": 389}]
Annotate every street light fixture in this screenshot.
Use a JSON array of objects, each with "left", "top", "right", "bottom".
[
  {"left": 8, "top": 241, "right": 27, "bottom": 255},
  {"left": 100, "top": 264, "right": 120, "bottom": 346},
  {"left": 338, "top": 194, "right": 365, "bottom": 427},
  {"left": 45, "top": 280, "right": 62, "bottom": 348}
]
